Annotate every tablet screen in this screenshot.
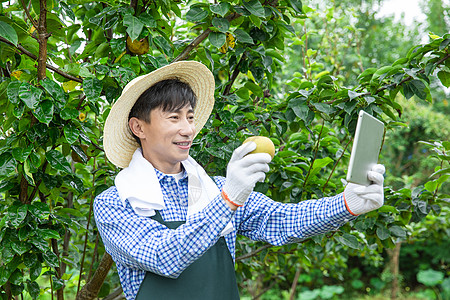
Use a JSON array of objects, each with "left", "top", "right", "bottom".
[{"left": 346, "top": 111, "right": 384, "bottom": 185}]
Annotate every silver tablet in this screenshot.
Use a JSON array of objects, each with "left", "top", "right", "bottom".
[{"left": 346, "top": 110, "right": 384, "bottom": 186}]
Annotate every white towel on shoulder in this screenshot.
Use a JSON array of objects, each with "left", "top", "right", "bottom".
[{"left": 115, "top": 149, "right": 234, "bottom": 236}]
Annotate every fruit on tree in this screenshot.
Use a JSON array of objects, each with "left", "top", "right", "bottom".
[{"left": 126, "top": 36, "right": 150, "bottom": 55}]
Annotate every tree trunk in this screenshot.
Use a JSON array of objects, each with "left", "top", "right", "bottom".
[
  {"left": 76, "top": 253, "right": 114, "bottom": 300},
  {"left": 37, "top": 0, "right": 48, "bottom": 81},
  {"left": 386, "top": 242, "right": 402, "bottom": 299}
]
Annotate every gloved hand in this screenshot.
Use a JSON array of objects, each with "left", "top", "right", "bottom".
[
  {"left": 222, "top": 142, "right": 272, "bottom": 207},
  {"left": 343, "top": 164, "right": 385, "bottom": 215}
]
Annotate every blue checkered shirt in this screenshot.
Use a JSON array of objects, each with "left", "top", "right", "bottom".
[{"left": 94, "top": 169, "right": 355, "bottom": 299}]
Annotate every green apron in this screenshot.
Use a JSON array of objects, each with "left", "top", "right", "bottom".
[{"left": 135, "top": 211, "right": 240, "bottom": 299}]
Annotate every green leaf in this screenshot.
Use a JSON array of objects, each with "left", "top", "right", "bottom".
[
  {"left": 377, "top": 205, "right": 399, "bottom": 213},
  {"left": 402, "top": 82, "right": 414, "bottom": 100},
  {"left": 289, "top": 0, "right": 303, "bottom": 14},
  {"left": 234, "top": 29, "right": 254, "bottom": 44},
  {"left": 310, "top": 157, "right": 333, "bottom": 177},
  {"left": 212, "top": 17, "right": 230, "bottom": 33},
  {"left": 83, "top": 77, "right": 102, "bottom": 102},
  {"left": 389, "top": 225, "right": 406, "bottom": 238},
  {"left": 23, "top": 253, "right": 38, "bottom": 268},
  {"left": 153, "top": 36, "right": 173, "bottom": 56},
  {"left": 28, "top": 202, "right": 50, "bottom": 219},
  {"left": 244, "top": 81, "right": 263, "bottom": 97},
  {"left": 12, "top": 240, "right": 32, "bottom": 255},
  {"left": 243, "top": 0, "right": 265, "bottom": 18},
  {"left": 9, "top": 204, "right": 28, "bottom": 227},
  {"left": 19, "top": 82, "right": 43, "bottom": 109},
  {"left": 0, "top": 180, "right": 14, "bottom": 193},
  {"left": 37, "top": 228, "right": 60, "bottom": 240},
  {"left": 18, "top": 226, "right": 32, "bottom": 241},
  {"left": 209, "top": 32, "right": 226, "bottom": 48},
  {"left": 289, "top": 98, "right": 307, "bottom": 117},
  {"left": 64, "top": 122, "right": 79, "bottom": 144},
  {"left": 9, "top": 270, "right": 23, "bottom": 285},
  {"left": 357, "top": 68, "right": 377, "bottom": 81},
  {"left": 12, "top": 146, "right": 32, "bottom": 163},
  {"left": 186, "top": 7, "right": 208, "bottom": 22},
  {"left": 312, "top": 103, "right": 335, "bottom": 114},
  {"left": 236, "top": 87, "right": 249, "bottom": 99},
  {"left": 0, "top": 268, "right": 8, "bottom": 286},
  {"left": 30, "top": 236, "right": 47, "bottom": 252},
  {"left": 376, "top": 226, "right": 390, "bottom": 240},
  {"left": 40, "top": 78, "right": 65, "bottom": 101},
  {"left": 30, "top": 262, "right": 42, "bottom": 281},
  {"left": 139, "top": 12, "right": 157, "bottom": 28},
  {"left": 437, "top": 70, "right": 450, "bottom": 88},
  {"left": 26, "top": 280, "right": 40, "bottom": 299},
  {"left": 60, "top": 107, "right": 79, "bottom": 120},
  {"left": 32, "top": 100, "right": 54, "bottom": 124},
  {"left": 7, "top": 81, "right": 21, "bottom": 104},
  {"left": 0, "top": 152, "right": 16, "bottom": 177},
  {"left": 46, "top": 150, "right": 72, "bottom": 174},
  {"left": 249, "top": 14, "right": 262, "bottom": 28},
  {"left": 123, "top": 14, "right": 144, "bottom": 41},
  {"left": 0, "top": 20, "right": 18, "bottom": 46},
  {"left": 210, "top": 2, "right": 230, "bottom": 17},
  {"left": 348, "top": 90, "right": 364, "bottom": 100},
  {"left": 439, "top": 38, "right": 450, "bottom": 50},
  {"left": 409, "top": 79, "right": 427, "bottom": 100},
  {"left": 429, "top": 167, "right": 450, "bottom": 178},
  {"left": 43, "top": 251, "right": 59, "bottom": 267},
  {"left": 417, "top": 269, "right": 444, "bottom": 286},
  {"left": 335, "top": 233, "right": 360, "bottom": 249},
  {"left": 53, "top": 276, "right": 64, "bottom": 290}
]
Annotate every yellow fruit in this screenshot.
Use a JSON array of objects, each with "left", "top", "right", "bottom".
[
  {"left": 243, "top": 136, "right": 276, "bottom": 159},
  {"left": 126, "top": 36, "right": 150, "bottom": 55}
]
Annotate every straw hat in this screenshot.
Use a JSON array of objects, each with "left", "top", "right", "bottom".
[{"left": 103, "top": 61, "right": 215, "bottom": 168}]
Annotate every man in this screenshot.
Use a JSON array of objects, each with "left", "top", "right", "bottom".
[{"left": 94, "top": 61, "right": 385, "bottom": 299}]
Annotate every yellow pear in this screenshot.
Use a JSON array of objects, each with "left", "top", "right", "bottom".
[
  {"left": 126, "top": 36, "right": 149, "bottom": 55},
  {"left": 243, "top": 136, "right": 276, "bottom": 160}
]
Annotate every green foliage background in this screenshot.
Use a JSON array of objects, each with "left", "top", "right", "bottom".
[{"left": 0, "top": 0, "right": 449, "bottom": 299}]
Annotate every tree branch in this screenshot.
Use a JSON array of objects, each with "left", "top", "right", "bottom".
[
  {"left": 223, "top": 51, "right": 247, "bottom": 96},
  {"left": 76, "top": 253, "right": 114, "bottom": 300},
  {"left": 0, "top": 36, "right": 83, "bottom": 83},
  {"left": 236, "top": 244, "right": 273, "bottom": 261},
  {"left": 173, "top": 13, "right": 241, "bottom": 62},
  {"left": 37, "top": 0, "right": 49, "bottom": 81},
  {"left": 19, "top": 0, "right": 38, "bottom": 28},
  {"left": 300, "top": 120, "right": 325, "bottom": 201}
]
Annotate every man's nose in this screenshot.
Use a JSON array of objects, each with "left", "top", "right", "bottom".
[{"left": 179, "top": 119, "right": 195, "bottom": 136}]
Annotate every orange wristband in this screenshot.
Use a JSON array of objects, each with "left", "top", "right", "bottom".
[
  {"left": 221, "top": 189, "right": 243, "bottom": 207},
  {"left": 343, "top": 192, "right": 359, "bottom": 216}
]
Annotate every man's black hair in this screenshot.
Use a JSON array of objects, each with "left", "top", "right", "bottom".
[{"left": 128, "top": 78, "right": 197, "bottom": 145}]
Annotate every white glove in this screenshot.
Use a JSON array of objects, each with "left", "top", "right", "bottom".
[
  {"left": 343, "top": 164, "right": 385, "bottom": 215},
  {"left": 222, "top": 142, "right": 271, "bottom": 207}
]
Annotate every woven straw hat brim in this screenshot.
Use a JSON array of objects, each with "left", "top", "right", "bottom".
[{"left": 103, "top": 61, "right": 215, "bottom": 168}]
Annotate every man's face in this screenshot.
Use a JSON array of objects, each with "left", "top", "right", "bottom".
[{"left": 136, "top": 104, "right": 196, "bottom": 173}]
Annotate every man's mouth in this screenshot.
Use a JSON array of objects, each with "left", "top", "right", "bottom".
[{"left": 174, "top": 141, "right": 191, "bottom": 146}]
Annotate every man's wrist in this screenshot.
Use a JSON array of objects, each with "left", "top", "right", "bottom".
[{"left": 221, "top": 190, "right": 240, "bottom": 211}]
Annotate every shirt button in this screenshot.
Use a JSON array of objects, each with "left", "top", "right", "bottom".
[{"left": 221, "top": 217, "right": 228, "bottom": 223}]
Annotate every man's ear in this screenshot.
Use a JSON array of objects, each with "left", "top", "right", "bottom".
[{"left": 129, "top": 117, "right": 146, "bottom": 139}]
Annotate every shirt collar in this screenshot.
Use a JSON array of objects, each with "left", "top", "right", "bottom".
[{"left": 155, "top": 167, "right": 188, "bottom": 182}]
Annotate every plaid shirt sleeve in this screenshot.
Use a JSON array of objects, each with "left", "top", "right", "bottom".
[
  {"left": 93, "top": 186, "right": 234, "bottom": 280},
  {"left": 214, "top": 176, "right": 357, "bottom": 245}
]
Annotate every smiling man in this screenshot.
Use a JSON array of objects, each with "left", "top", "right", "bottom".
[{"left": 94, "top": 61, "right": 386, "bottom": 300}]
